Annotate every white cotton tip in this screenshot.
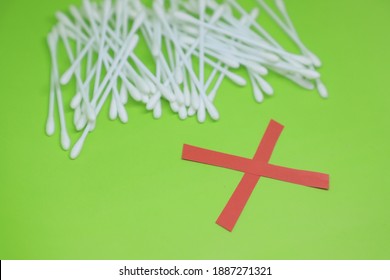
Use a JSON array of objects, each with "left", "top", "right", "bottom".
[
  {"left": 256, "top": 76, "right": 274, "bottom": 95},
  {"left": 187, "top": 106, "right": 196, "bottom": 117},
  {"left": 204, "top": 99, "right": 220, "bottom": 121},
  {"left": 159, "top": 86, "right": 175, "bottom": 102},
  {"left": 250, "top": 8, "right": 260, "bottom": 19},
  {"left": 69, "top": 5, "right": 81, "bottom": 20},
  {"left": 90, "top": 5, "right": 101, "bottom": 21},
  {"left": 61, "top": 130, "right": 71, "bottom": 151},
  {"left": 76, "top": 114, "right": 87, "bottom": 131},
  {"left": 181, "top": 25, "right": 199, "bottom": 36},
  {"left": 146, "top": 79, "right": 157, "bottom": 94},
  {"left": 55, "top": 12, "right": 74, "bottom": 29},
  {"left": 129, "top": 87, "right": 143, "bottom": 101},
  {"left": 141, "top": 94, "right": 149, "bottom": 104},
  {"left": 46, "top": 116, "right": 55, "bottom": 136},
  {"left": 127, "top": 9, "right": 138, "bottom": 18},
  {"left": 123, "top": 80, "right": 142, "bottom": 101},
  {"left": 261, "top": 82, "right": 274, "bottom": 96},
  {"left": 170, "top": 102, "right": 179, "bottom": 113},
  {"left": 262, "top": 52, "right": 280, "bottom": 62},
  {"left": 153, "top": 101, "right": 162, "bottom": 119},
  {"left": 60, "top": 68, "right": 74, "bottom": 85},
  {"left": 253, "top": 83, "right": 264, "bottom": 103},
  {"left": 226, "top": 72, "right": 247, "bottom": 86},
  {"left": 210, "top": 4, "right": 226, "bottom": 23},
  {"left": 82, "top": 0, "right": 91, "bottom": 11},
  {"left": 130, "top": 88, "right": 142, "bottom": 102},
  {"left": 146, "top": 93, "right": 161, "bottom": 111},
  {"left": 70, "top": 132, "right": 87, "bottom": 160},
  {"left": 275, "top": 0, "right": 287, "bottom": 13},
  {"left": 182, "top": 1, "right": 197, "bottom": 13},
  {"left": 191, "top": 89, "right": 200, "bottom": 110},
  {"left": 70, "top": 93, "right": 82, "bottom": 109},
  {"left": 308, "top": 51, "right": 322, "bottom": 67},
  {"left": 132, "top": 12, "right": 146, "bottom": 32},
  {"left": 131, "top": 0, "right": 143, "bottom": 11},
  {"left": 197, "top": 101, "right": 206, "bottom": 123},
  {"left": 134, "top": 76, "right": 150, "bottom": 94},
  {"left": 180, "top": 35, "right": 197, "bottom": 45},
  {"left": 179, "top": 106, "right": 188, "bottom": 120},
  {"left": 247, "top": 63, "right": 268, "bottom": 76},
  {"left": 109, "top": 97, "right": 118, "bottom": 120},
  {"left": 281, "top": 72, "right": 315, "bottom": 90},
  {"left": 47, "top": 31, "right": 58, "bottom": 55},
  {"left": 117, "top": 103, "right": 128, "bottom": 123},
  {"left": 220, "top": 55, "right": 240, "bottom": 69},
  {"left": 316, "top": 80, "right": 328, "bottom": 99},
  {"left": 175, "top": 88, "right": 185, "bottom": 105},
  {"left": 86, "top": 106, "right": 96, "bottom": 122},
  {"left": 88, "top": 120, "right": 96, "bottom": 132},
  {"left": 152, "top": 2, "right": 164, "bottom": 16},
  {"left": 291, "top": 54, "right": 312, "bottom": 66},
  {"left": 173, "top": 11, "right": 196, "bottom": 23},
  {"left": 299, "top": 68, "right": 321, "bottom": 80},
  {"left": 207, "top": 0, "right": 219, "bottom": 10}
]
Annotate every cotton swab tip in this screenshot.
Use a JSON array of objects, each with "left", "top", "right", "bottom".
[
  {"left": 308, "top": 52, "right": 322, "bottom": 67},
  {"left": 46, "top": 117, "right": 55, "bottom": 136},
  {"left": 173, "top": 11, "right": 195, "bottom": 23},
  {"left": 316, "top": 80, "right": 328, "bottom": 99},
  {"left": 70, "top": 93, "right": 82, "bottom": 109},
  {"left": 61, "top": 130, "right": 71, "bottom": 151},
  {"left": 275, "top": 0, "right": 287, "bottom": 13},
  {"left": 60, "top": 68, "right": 74, "bottom": 85}
]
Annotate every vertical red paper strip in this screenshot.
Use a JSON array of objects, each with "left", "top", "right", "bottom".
[{"left": 216, "top": 120, "right": 284, "bottom": 231}]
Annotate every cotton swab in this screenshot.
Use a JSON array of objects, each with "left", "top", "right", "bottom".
[
  {"left": 48, "top": 30, "right": 71, "bottom": 150},
  {"left": 45, "top": 70, "right": 56, "bottom": 136},
  {"left": 47, "top": 0, "right": 327, "bottom": 158},
  {"left": 272, "top": 0, "right": 328, "bottom": 98}
]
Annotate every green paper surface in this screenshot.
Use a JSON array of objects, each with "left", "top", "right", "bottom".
[{"left": 0, "top": 0, "right": 390, "bottom": 259}]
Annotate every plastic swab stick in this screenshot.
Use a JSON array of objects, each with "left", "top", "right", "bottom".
[
  {"left": 274, "top": 0, "right": 321, "bottom": 67},
  {"left": 48, "top": 30, "right": 71, "bottom": 150},
  {"left": 45, "top": 71, "right": 56, "bottom": 136},
  {"left": 249, "top": 71, "right": 264, "bottom": 103},
  {"left": 256, "top": 0, "right": 318, "bottom": 66}
]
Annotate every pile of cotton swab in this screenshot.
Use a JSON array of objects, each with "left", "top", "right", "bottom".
[{"left": 46, "top": 0, "right": 327, "bottom": 159}]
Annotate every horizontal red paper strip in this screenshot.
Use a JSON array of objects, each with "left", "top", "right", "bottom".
[{"left": 182, "top": 145, "right": 329, "bottom": 190}]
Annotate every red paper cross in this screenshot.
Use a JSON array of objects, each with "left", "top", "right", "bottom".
[{"left": 182, "top": 120, "right": 329, "bottom": 232}]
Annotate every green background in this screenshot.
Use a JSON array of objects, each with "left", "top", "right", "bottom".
[{"left": 1, "top": 0, "right": 389, "bottom": 259}]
